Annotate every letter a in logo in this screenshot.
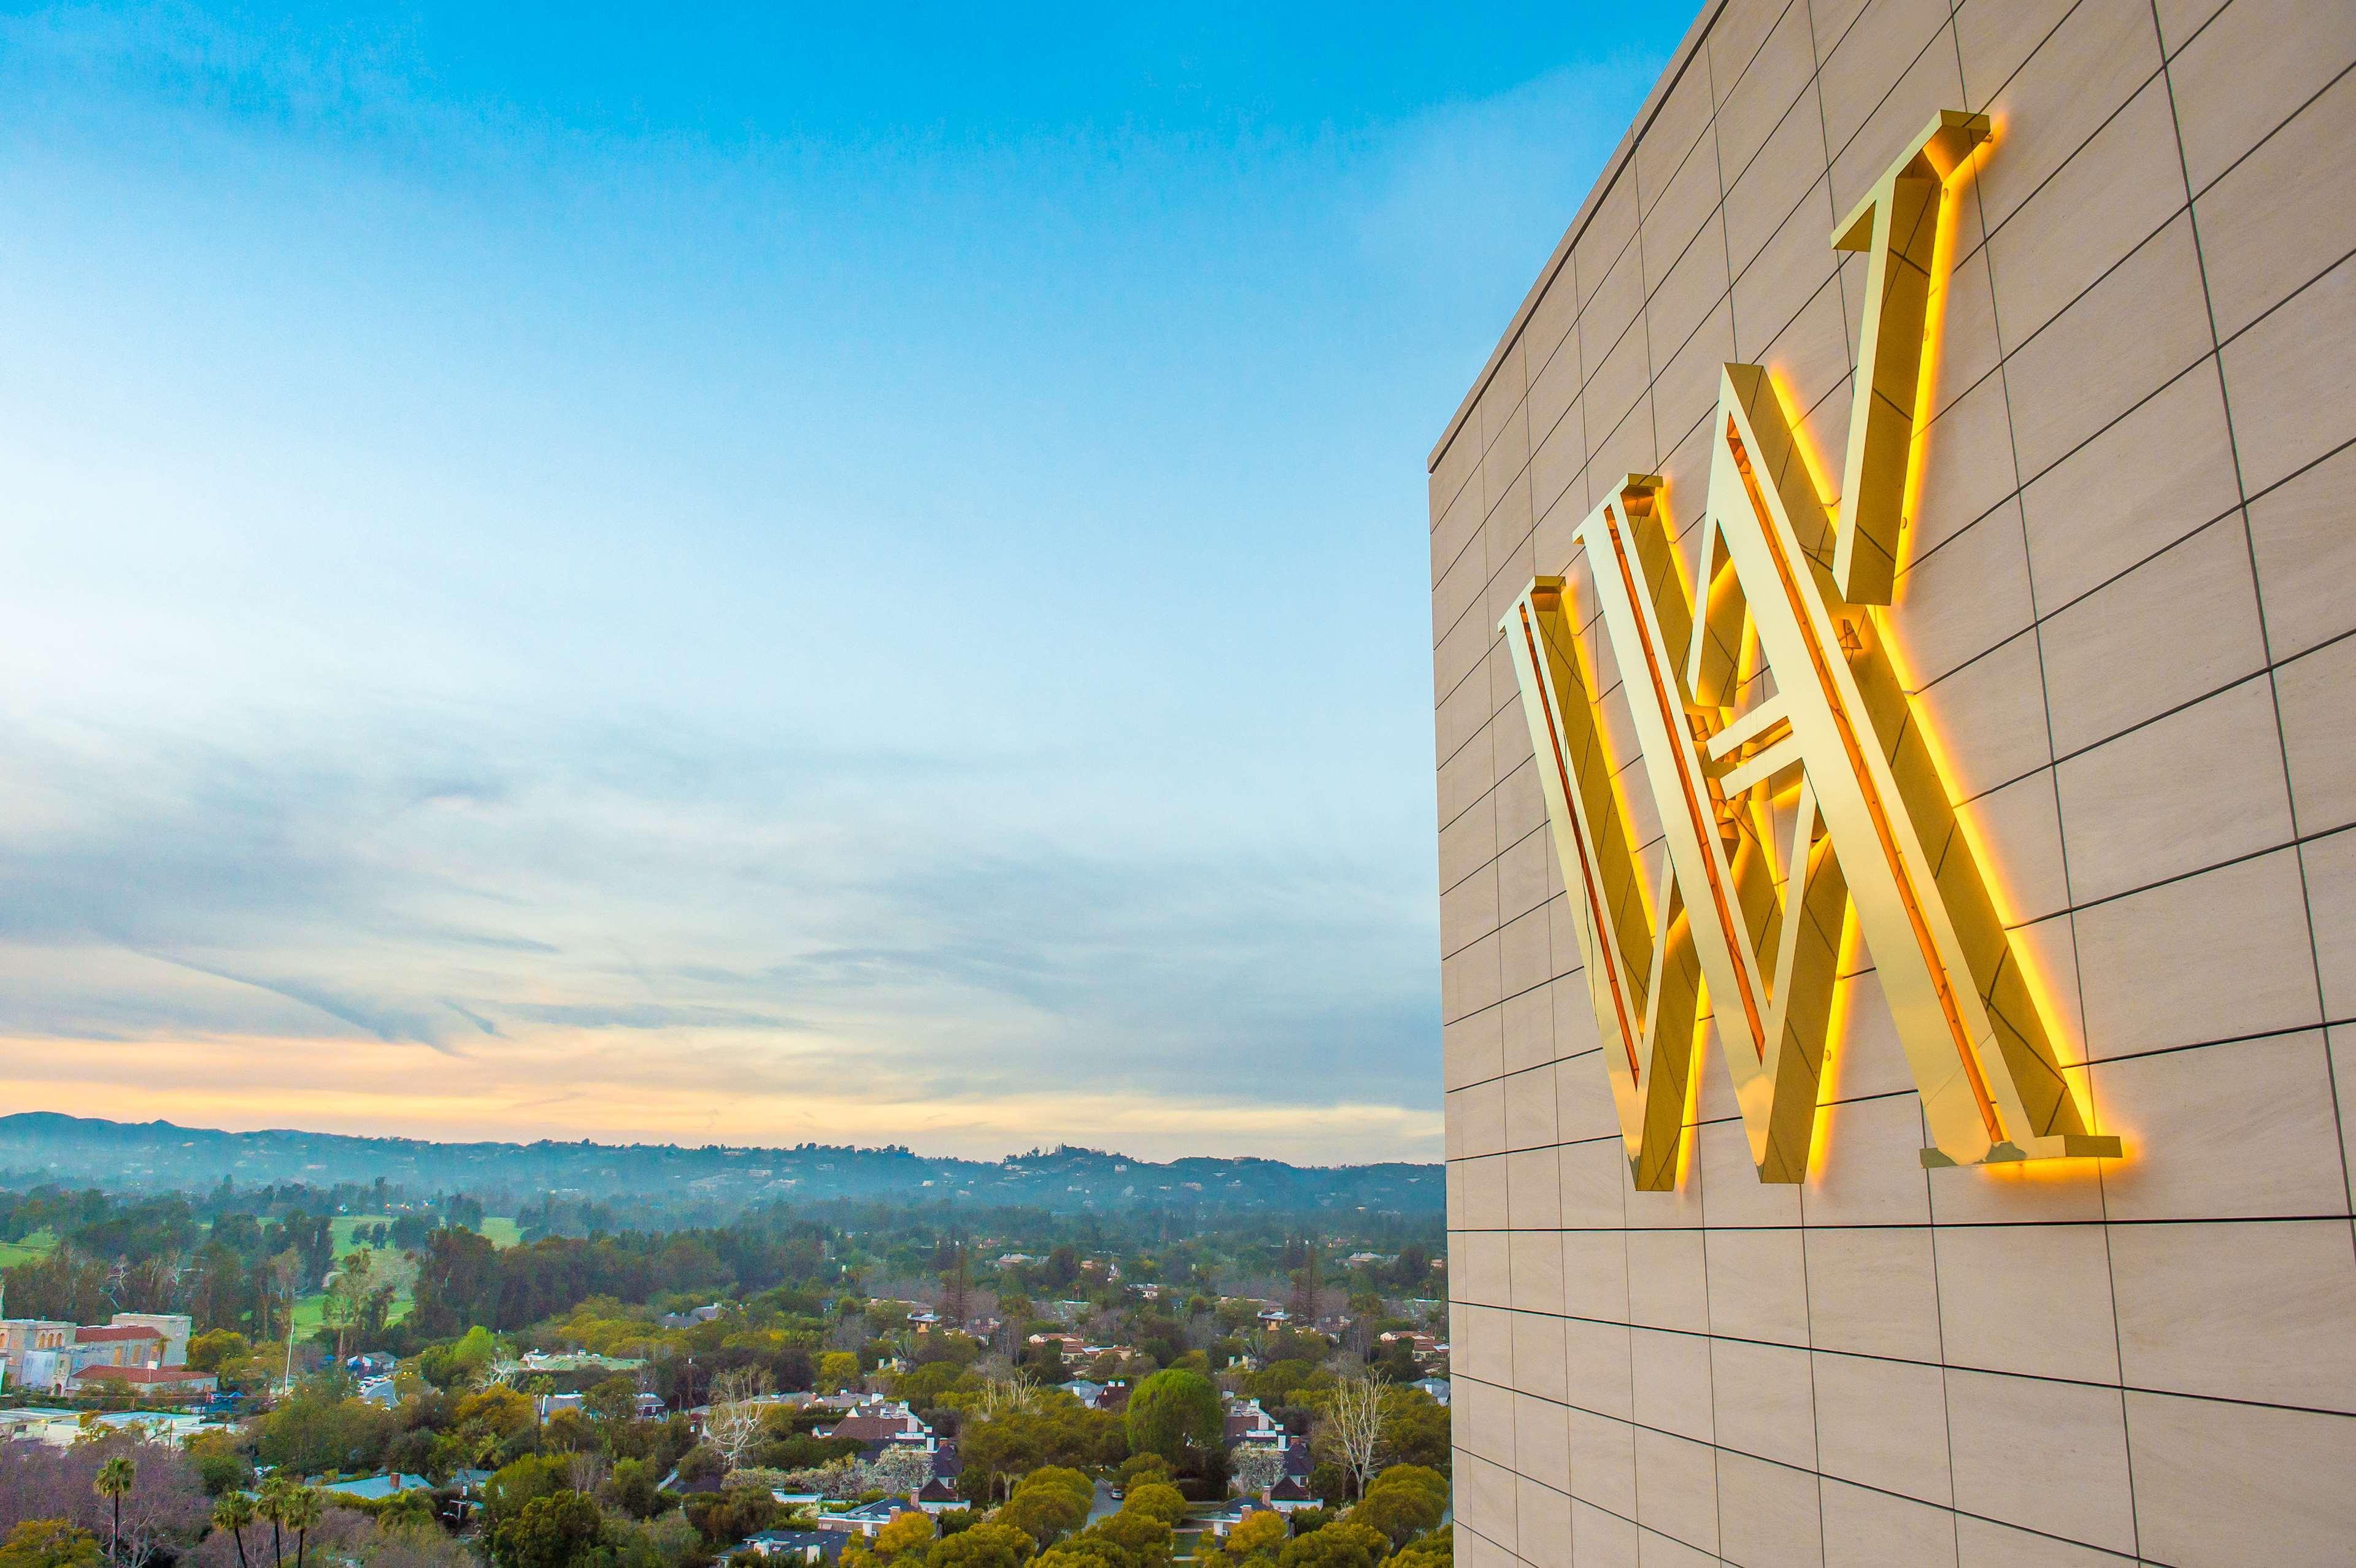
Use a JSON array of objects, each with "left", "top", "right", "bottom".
[{"left": 1503, "top": 112, "right": 2120, "bottom": 1186}]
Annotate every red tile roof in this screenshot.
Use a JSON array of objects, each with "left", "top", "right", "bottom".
[{"left": 75, "top": 1326, "right": 163, "bottom": 1343}]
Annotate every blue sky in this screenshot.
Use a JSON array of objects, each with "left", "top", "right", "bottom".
[{"left": 0, "top": 1, "right": 1688, "bottom": 1161}]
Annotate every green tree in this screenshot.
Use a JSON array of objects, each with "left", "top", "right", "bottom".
[
  {"left": 1276, "top": 1522, "right": 1387, "bottom": 1568},
  {"left": 585, "top": 1375, "right": 639, "bottom": 1426},
  {"left": 923, "top": 1523, "right": 1034, "bottom": 1568},
  {"left": 1016, "top": 1467, "right": 1092, "bottom": 1510},
  {"left": 1081, "top": 1512, "right": 1172, "bottom": 1568},
  {"left": 680, "top": 1488, "right": 779, "bottom": 1549},
  {"left": 1349, "top": 1480, "right": 1443, "bottom": 1550},
  {"left": 187, "top": 1330, "right": 252, "bottom": 1374},
  {"left": 1122, "top": 1370, "right": 1220, "bottom": 1466},
  {"left": 817, "top": 1351, "right": 861, "bottom": 1391},
  {"left": 92, "top": 1458, "right": 134, "bottom": 1567},
  {"left": 0, "top": 1522, "right": 103, "bottom": 1568},
  {"left": 490, "top": 1492, "right": 609, "bottom": 1568},
  {"left": 280, "top": 1488, "right": 322, "bottom": 1568},
  {"left": 255, "top": 1477, "right": 296, "bottom": 1568},
  {"left": 1112, "top": 1454, "right": 1171, "bottom": 1491},
  {"left": 871, "top": 1512, "right": 936, "bottom": 1559},
  {"left": 1201, "top": 1510, "right": 1287, "bottom": 1564},
  {"left": 998, "top": 1487, "right": 1084, "bottom": 1550},
  {"left": 1378, "top": 1393, "right": 1449, "bottom": 1475},
  {"left": 378, "top": 1491, "right": 437, "bottom": 1535},
  {"left": 1029, "top": 1546, "right": 1120, "bottom": 1568},
  {"left": 601, "top": 1458, "right": 663, "bottom": 1520},
  {"left": 481, "top": 1456, "right": 571, "bottom": 1529},
  {"left": 210, "top": 1495, "right": 256, "bottom": 1568},
  {"left": 1117, "top": 1483, "right": 1186, "bottom": 1529},
  {"left": 1388, "top": 1526, "right": 1450, "bottom": 1568}
]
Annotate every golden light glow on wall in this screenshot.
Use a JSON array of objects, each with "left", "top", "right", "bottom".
[{"left": 1501, "top": 112, "right": 2121, "bottom": 1186}]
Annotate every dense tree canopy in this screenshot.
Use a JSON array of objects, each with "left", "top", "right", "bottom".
[{"left": 1123, "top": 1370, "right": 1221, "bottom": 1464}]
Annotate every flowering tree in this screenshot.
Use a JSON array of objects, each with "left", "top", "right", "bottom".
[
  {"left": 1228, "top": 1445, "right": 1286, "bottom": 1496},
  {"left": 0, "top": 1439, "right": 207, "bottom": 1568}
]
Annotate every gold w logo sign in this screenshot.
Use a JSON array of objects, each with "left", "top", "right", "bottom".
[{"left": 1503, "top": 112, "right": 2120, "bottom": 1187}]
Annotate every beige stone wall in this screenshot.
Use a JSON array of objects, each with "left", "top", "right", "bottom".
[{"left": 1426, "top": 1, "right": 2356, "bottom": 1563}]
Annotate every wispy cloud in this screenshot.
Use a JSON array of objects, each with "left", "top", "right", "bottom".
[
  {"left": 0, "top": 3, "right": 1678, "bottom": 1164},
  {"left": 0, "top": 698, "right": 1440, "bottom": 1156}
]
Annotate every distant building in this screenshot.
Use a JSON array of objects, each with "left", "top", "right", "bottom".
[
  {"left": 104, "top": 1314, "right": 193, "bottom": 1366},
  {"left": 66, "top": 1364, "right": 219, "bottom": 1400}
]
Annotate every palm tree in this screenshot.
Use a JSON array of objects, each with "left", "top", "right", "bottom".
[
  {"left": 212, "top": 1494, "right": 256, "bottom": 1568},
  {"left": 377, "top": 1490, "right": 433, "bottom": 1535},
  {"left": 93, "top": 1456, "right": 136, "bottom": 1566},
  {"left": 283, "top": 1488, "right": 322, "bottom": 1568},
  {"left": 256, "top": 1476, "right": 298, "bottom": 1568}
]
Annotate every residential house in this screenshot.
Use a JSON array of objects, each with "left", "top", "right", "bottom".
[
  {"left": 1223, "top": 1397, "right": 1285, "bottom": 1448},
  {"left": 913, "top": 1478, "right": 961, "bottom": 1516},
  {"left": 320, "top": 1474, "right": 431, "bottom": 1502},
  {"left": 515, "top": 1350, "right": 647, "bottom": 1375},
  {"left": 1378, "top": 1331, "right": 1438, "bottom": 1356},
  {"left": 811, "top": 1498, "right": 923, "bottom": 1539},
  {"left": 744, "top": 1530, "right": 840, "bottom": 1563},
  {"left": 1200, "top": 1503, "right": 1255, "bottom": 1539},
  {"left": 1409, "top": 1377, "right": 1450, "bottom": 1408},
  {"left": 813, "top": 1399, "right": 937, "bottom": 1461},
  {"left": 1266, "top": 1477, "right": 1317, "bottom": 1514}
]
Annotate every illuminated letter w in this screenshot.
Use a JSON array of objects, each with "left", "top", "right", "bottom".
[{"left": 1503, "top": 112, "right": 2120, "bottom": 1185}]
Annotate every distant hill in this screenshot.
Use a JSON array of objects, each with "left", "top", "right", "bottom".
[{"left": 0, "top": 1112, "right": 1443, "bottom": 1215}]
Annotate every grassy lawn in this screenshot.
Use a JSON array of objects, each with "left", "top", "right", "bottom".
[
  {"left": 330, "top": 1214, "right": 400, "bottom": 1252},
  {"left": 293, "top": 1215, "right": 518, "bottom": 1338},
  {"left": 0, "top": 1229, "right": 57, "bottom": 1267}
]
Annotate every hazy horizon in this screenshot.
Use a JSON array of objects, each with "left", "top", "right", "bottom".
[{"left": 0, "top": 1, "right": 1688, "bottom": 1163}]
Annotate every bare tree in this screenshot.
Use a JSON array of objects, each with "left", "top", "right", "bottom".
[
  {"left": 269, "top": 1251, "right": 307, "bottom": 1394},
  {"left": 0, "top": 1437, "right": 207, "bottom": 1567},
  {"left": 1317, "top": 1370, "right": 1387, "bottom": 1501},
  {"left": 565, "top": 1450, "right": 610, "bottom": 1496},
  {"left": 702, "top": 1367, "right": 772, "bottom": 1473},
  {"left": 972, "top": 1368, "right": 1037, "bottom": 1422}
]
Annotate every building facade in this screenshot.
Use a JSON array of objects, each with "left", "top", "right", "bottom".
[{"left": 1428, "top": 1, "right": 2355, "bottom": 1564}]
